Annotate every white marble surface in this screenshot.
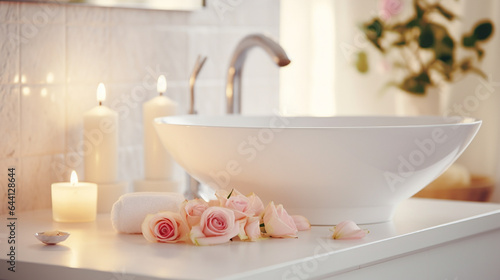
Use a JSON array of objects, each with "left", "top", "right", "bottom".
[
  {"left": 0, "top": 0, "right": 281, "bottom": 214},
  {"left": 0, "top": 199, "right": 499, "bottom": 279}
]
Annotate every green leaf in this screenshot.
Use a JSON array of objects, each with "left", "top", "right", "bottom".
[
  {"left": 436, "top": 4, "right": 456, "bottom": 20},
  {"left": 459, "top": 59, "right": 472, "bottom": 71},
  {"left": 415, "top": 0, "right": 425, "bottom": 19},
  {"left": 442, "top": 36, "right": 454, "bottom": 49},
  {"left": 438, "top": 54, "right": 453, "bottom": 66},
  {"left": 365, "top": 19, "right": 383, "bottom": 38},
  {"left": 227, "top": 189, "right": 234, "bottom": 199},
  {"left": 400, "top": 77, "right": 425, "bottom": 95},
  {"left": 393, "top": 39, "right": 406, "bottom": 46},
  {"left": 367, "top": 36, "right": 383, "bottom": 52},
  {"left": 406, "top": 18, "right": 420, "bottom": 28},
  {"left": 355, "top": 51, "right": 369, "bottom": 73},
  {"left": 462, "top": 34, "right": 476, "bottom": 47},
  {"left": 415, "top": 72, "right": 431, "bottom": 83},
  {"left": 362, "top": 19, "right": 384, "bottom": 52},
  {"left": 419, "top": 25, "right": 435, "bottom": 48},
  {"left": 469, "top": 67, "right": 488, "bottom": 80},
  {"left": 477, "top": 47, "right": 485, "bottom": 59},
  {"left": 399, "top": 71, "right": 432, "bottom": 95},
  {"left": 474, "top": 21, "right": 494, "bottom": 41}
]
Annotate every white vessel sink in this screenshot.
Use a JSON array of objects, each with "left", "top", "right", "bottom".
[{"left": 154, "top": 115, "right": 481, "bottom": 225}]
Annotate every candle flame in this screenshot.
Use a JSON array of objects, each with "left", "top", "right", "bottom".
[
  {"left": 97, "top": 83, "right": 106, "bottom": 105},
  {"left": 70, "top": 170, "right": 78, "bottom": 186},
  {"left": 157, "top": 75, "right": 167, "bottom": 95}
]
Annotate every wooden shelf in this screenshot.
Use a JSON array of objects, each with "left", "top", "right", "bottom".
[{"left": 413, "top": 175, "right": 494, "bottom": 202}]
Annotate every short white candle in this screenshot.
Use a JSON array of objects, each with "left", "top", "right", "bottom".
[
  {"left": 83, "top": 83, "right": 119, "bottom": 183},
  {"left": 143, "top": 75, "right": 178, "bottom": 180},
  {"left": 51, "top": 171, "right": 97, "bottom": 223}
]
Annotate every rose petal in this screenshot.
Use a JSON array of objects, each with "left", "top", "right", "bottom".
[
  {"left": 244, "top": 216, "right": 262, "bottom": 241},
  {"left": 237, "top": 218, "right": 248, "bottom": 241},
  {"left": 180, "top": 199, "right": 209, "bottom": 228},
  {"left": 190, "top": 221, "right": 241, "bottom": 246},
  {"left": 263, "top": 201, "right": 298, "bottom": 238},
  {"left": 292, "top": 215, "right": 311, "bottom": 231},
  {"left": 141, "top": 211, "right": 189, "bottom": 243},
  {"left": 189, "top": 206, "right": 240, "bottom": 246},
  {"left": 331, "top": 220, "right": 367, "bottom": 240},
  {"left": 247, "top": 192, "right": 265, "bottom": 216},
  {"left": 202, "top": 207, "right": 235, "bottom": 236},
  {"left": 225, "top": 195, "right": 250, "bottom": 220}
]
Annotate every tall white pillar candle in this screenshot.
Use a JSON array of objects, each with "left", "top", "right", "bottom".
[
  {"left": 143, "top": 75, "right": 178, "bottom": 180},
  {"left": 84, "top": 83, "right": 119, "bottom": 183}
]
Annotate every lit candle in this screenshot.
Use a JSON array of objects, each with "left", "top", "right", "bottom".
[
  {"left": 51, "top": 171, "right": 97, "bottom": 222},
  {"left": 83, "top": 83, "right": 118, "bottom": 183},
  {"left": 143, "top": 75, "right": 178, "bottom": 180}
]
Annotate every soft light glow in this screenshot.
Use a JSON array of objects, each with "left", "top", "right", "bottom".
[
  {"left": 46, "top": 72, "right": 54, "bottom": 84},
  {"left": 280, "top": 0, "right": 336, "bottom": 116},
  {"left": 70, "top": 170, "right": 78, "bottom": 186},
  {"left": 157, "top": 75, "right": 167, "bottom": 94},
  {"left": 22, "top": 87, "right": 30, "bottom": 96},
  {"left": 40, "top": 88, "right": 48, "bottom": 97},
  {"left": 97, "top": 83, "right": 106, "bottom": 105}
]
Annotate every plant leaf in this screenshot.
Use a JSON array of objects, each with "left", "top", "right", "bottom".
[
  {"left": 406, "top": 18, "right": 420, "bottom": 28},
  {"left": 469, "top": 67, "right": 488, "bottom": 80},
  {"left": 364, "top": 18, "right": 383, "bottom": 38},
  {"left": 442, "top": 35, "right": 454, "bottom": 49},
  {"left": 474, "top": 21, "right": 494, "bottom": 41},
  {"left": 462, "top": 34, "right": 476, "bottom": 47},
  {"left": 477, "top": 47, "right": 484, "bottom": 60},
  {"left": 393, "top": 38, "right": 406, "bottom": 46},
  {"left": 436, "top": 4, "right": 456, "bottom": 20},
  {"left": 355, "top": 51, "right": 369, "bottom": 73},
  {"left": 227, "top": 189, "right": 234, "bottom": 199},
  {"left": 419, "top": 25, "right": 435, "bottom": 48},
  {"left": 415, "top": 0, "right": 424, "bottom": 19}
]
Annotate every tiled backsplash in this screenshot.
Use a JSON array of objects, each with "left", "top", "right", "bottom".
[{"left": 0, "top": 0, "right": 280, "bottom": 214}]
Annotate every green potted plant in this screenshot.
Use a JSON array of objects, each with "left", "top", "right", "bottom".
[{"left": 356, "top": 0, "right": 494, "bottom": 115}]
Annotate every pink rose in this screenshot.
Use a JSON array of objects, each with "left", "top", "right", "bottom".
[
  {"left": 216, "top": 189, "right": 265, "bottom": 220},
  {"left": 331, "top": 220, "right": 368, "bottom": 240},
  {"left": 379, "top": 0, "right": 403, "bottom": 20},
  {"left": 189, "top": 206, "right": 240, "bottom": 246},
  {"left": 292, "top": 215, "right": 311, "bottom": 231},
  {"left": 244, "top": 216, "right": 262, "bottom": 241},
  {"left": 180, "top": 199, "right": 209, "bottom": 228},
  {"left": 263, "top": 201, "right": 298, "bottom": 238},
  {"left": 141, "top": 211, "right": 189, "bottom": 243},
  {"left": 247, "top": 192, "right": 265, "bottom": 216}
]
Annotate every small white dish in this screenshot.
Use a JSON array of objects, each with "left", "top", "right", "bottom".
[{"left": 35, "top": 230, "right": 70, "bottom": 245}]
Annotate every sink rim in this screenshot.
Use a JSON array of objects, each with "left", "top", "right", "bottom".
[{"left": 155, "top": 115, "right": 481, "bottom": 129}]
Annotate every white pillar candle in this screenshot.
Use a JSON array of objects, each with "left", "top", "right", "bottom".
[
  {"left": 143, "top": 75, "right": 178, "bottom": 180},
  {"left": 51, "top": 171, "right": 97, "bottom": 222},
  {"left": 84, "top": 83, "right": 118, "bottom": 183}
]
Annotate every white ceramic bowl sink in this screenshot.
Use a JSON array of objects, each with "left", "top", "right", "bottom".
[{"left": 154, "top": 115, "right": 481, "bottom": 225}]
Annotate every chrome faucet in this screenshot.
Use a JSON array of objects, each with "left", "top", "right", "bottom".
[{"left": 226, "top": 34, "right": 291, "bottom": 114}]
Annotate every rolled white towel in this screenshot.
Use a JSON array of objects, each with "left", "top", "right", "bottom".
[{"left": 111, "top": 192, "right": 185, "bottom": 234}]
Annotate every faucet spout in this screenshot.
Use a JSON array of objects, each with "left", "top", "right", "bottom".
[{"left": 226, "top": 34, "right": 291, "bottom": 114}]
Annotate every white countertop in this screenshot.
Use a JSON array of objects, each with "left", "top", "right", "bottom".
[{"left": 1, "top": 198, "right": 500, "bottom": 280}]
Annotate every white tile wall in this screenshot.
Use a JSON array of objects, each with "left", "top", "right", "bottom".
[{"left": 0, "top": 0, "right": 281, "bottom": 214}]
